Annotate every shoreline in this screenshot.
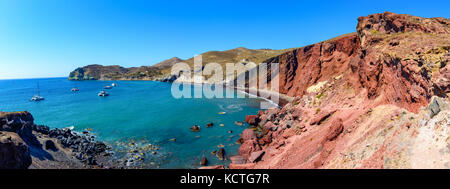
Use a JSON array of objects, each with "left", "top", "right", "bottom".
[
  {"left": 5, "top": 78, "right": 289, "bottom": 169},
  {"left": 168, "top": 79, "right": 294, "bottom": 107},
  {"left": 233, "top": 87, "right": 293, "bottom": 107}
]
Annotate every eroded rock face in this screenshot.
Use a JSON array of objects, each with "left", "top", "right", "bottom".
[
  {"left": 0, "top": 111, "right": 113, "bottom": 168},
  {"left": 263, "top": 34, "right": 361, "bottom": 98},
  {"left": 0, "top": 131, "right": 32, "bottom": 169},
  {"left": 0, "top": 111, "right": 34, "bottom": 138},
  {"left": 233, "top": 12, "right": 450, "bottom": 169}
]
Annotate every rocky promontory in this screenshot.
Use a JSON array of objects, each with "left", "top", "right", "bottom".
[
  {"left": 68, "top": 57, "right": 184, "bottom": 81},
  {"left": 0, "top": 111, "right": 114, "bottom": 169}
]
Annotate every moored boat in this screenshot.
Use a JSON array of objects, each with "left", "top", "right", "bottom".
[
  {"left": 98, "top": 90, "right": 109, "bottom": 97},
  {"left": 30, "top": 95, "right": 45, "bottom": 101},
  {"left": 30, "top": 81, "right": 45, "bottom": 101}
]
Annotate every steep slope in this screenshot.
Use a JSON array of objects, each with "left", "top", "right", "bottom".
[
  {"left": 0, "top": 111, "right": 114, "bottom": 169},
  {"left": 181, "top": 47, "right": 295, "bottom": 66},
  {"left": 231, "top": 12, "right": 450, "bottom": 169}
]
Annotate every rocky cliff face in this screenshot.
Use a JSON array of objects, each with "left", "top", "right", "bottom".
[
  {"left": 0, "top": 131, "right": 32, "bottom": 169},
  {"left": 231, "top": 12, "right": 450, "bottom": 169}
]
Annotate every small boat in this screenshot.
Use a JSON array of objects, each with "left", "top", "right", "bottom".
[
  {"left": 104, "top": 85, "right": 113, "bottom": 89},
  {"left": 30, "top": 95, "right": 45, "bottom": 101},
  {"left": 71, "top": 88, "right": 79, "bottom": 92},
  {"left": 98, "top": 90, "right": 109, "bottom": 97},
  {"left": 30, "top": 81, "right": 45, "bottom": 101},
  {"left": 111, "top": 83, "right": 117, "bottom": 87}
]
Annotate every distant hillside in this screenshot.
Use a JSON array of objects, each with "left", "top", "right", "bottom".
[
  {"left": 68, "top": 47, "right": 295, "bottom": 81},
  {"left": 153, "top": 57, "right": 184, "bottom": 70},
  {"left": 163, "top": 47, "right": 297, "bottom": 82},
  {"left": 182, "top": 47, "right": 295, "bottom": 66}
]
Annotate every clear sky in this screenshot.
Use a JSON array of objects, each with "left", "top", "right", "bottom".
[{"left": 0, "top": 0, "right": 449, "bottom": 79}]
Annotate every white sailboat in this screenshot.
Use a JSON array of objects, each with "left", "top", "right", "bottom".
[
  {"left": 30, "top": 81, "right": 45, "bottom": 101},
  {"left": 98, "top": 90, "right": 109, "bottom": 97}
]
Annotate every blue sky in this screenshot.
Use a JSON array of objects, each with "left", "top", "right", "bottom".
[{"left": 0, "top": 0, "right": 449, "bottom": 79}]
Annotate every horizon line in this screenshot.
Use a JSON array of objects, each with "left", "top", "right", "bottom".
[{"left": 0, "top": 76, "right": 68, "bottom": 81}]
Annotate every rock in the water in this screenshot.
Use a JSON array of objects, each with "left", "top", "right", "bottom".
[
  {"left": 245, "top": 115, "right": 259, "bottom": 126},
  {"left": 216, "top": 148, "right": 225, "bottom": 160},
  {"left": 200, "top": 157, "right": 208, "bottom": 166},
  {"left": 0, "top": 132, "right": 32, "bottom": 169},
  {"left": 190, "top": 125, "right": 200, "bottom": 132}
]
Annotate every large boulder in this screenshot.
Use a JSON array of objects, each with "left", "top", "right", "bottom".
[
  {"left": 238, "top": 139, "right": 261, "bottom": 159},
  {"left": 248, "top": 151, "right": 265, "bottom": 163},
  {"left": 230, "top": 155, "right": 247, "bottom": 164},
  {"left": 0, "top": 111, "right": 34, "bottom": 137},
  {"left": 0, "top": 131, "right": 32, "bottom": 169},
  {"left": 245, "top": 115, "right": 259, "bottom": 126},
  {"left": 240, "top": 129, "right": 257, "bottom": 142}
]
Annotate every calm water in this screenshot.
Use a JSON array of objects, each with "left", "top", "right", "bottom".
[{"left": 0, "top": 77, "right": 264, "bottom": 168}]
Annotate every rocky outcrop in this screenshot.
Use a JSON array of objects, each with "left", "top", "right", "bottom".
[
  {"left": 0, "top": 111, "right": 34, "bottom": 137},
  {"left": 68, "top": 57, "right": 184, "bottom": 81},
  {"left": 0, "top": 131, "right": 32, "bottom": 169},
  {"left": 0, "top": 111, "right": 113, "bottom": 169},
  {"left": 69, "top": 65, "right": 129, "bottom": 80},
  {"left": 232, "top": 12, "right": 450, "bottom": 169},
  {"left": 357, "top": 12, "right": 449, "bottom": 47}
]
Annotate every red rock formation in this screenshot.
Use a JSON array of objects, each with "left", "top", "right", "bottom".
[
  {"left": 233, "top": 12, "right": 450, "bottom": 169},
  {"left": 245, "top": 115, "right": 259, "bottom": 126},
  {"left": 265, "top": 33, "right": 360, "bottom": 98}
]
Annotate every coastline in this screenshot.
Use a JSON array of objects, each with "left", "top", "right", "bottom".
[
  {"left": 234, "top": 87, "right": 293, "bottom": 107},
  {"left": 169, "top": 79, "right": 293, "bottom": 107}
]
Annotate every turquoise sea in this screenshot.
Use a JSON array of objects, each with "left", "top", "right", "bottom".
[{"left": 0, "top": 77, "right": 264, "bottom": 168}]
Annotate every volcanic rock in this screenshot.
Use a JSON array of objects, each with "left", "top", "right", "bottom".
[
  {"left": 190, "top": 125, "right": 200, "bottom": 132},
  {"left": 0, "top": 131, "right": 32, "bottom": 169}
]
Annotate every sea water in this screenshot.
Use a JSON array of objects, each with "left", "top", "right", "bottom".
[{"left": 0, "top": 77, "right": 264, "bottom": 168}]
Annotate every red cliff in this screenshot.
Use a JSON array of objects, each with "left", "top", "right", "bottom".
[{"left": 232, "top": 12, "right": 450, "bottom": 169}]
